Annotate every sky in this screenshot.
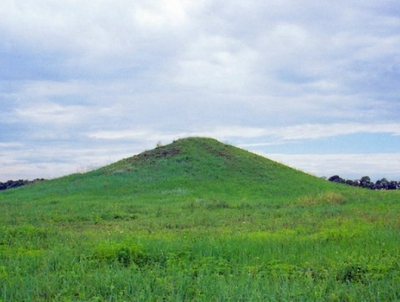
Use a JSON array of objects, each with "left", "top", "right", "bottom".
[{"left": 1, "top": 0, "right": 400, "bottom": 182}]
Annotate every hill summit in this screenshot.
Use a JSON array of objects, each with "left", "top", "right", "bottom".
[{"left": 94, "top": 137, "right": 332, "bottom": 200}]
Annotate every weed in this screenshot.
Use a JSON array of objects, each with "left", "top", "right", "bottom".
[{"left": 339, "top": 265, "right": 369, "bottom": 283}]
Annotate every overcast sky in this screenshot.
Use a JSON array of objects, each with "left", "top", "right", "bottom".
[{"left": 1, "top": 0, "right": 400, "bottom": 182}]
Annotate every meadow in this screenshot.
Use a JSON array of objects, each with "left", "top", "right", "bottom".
[{"left": 1, "top": 138, "right": 399, "bottom": 301}]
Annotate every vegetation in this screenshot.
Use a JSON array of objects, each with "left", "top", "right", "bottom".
[
  {"left": 0, "top": 178, "right": 45, "bottom": 191},
  {"left": 0, "top": 137, "right": 399, "bottom": 301},
  {"left": 328, "top": 175, "right": 400, "bottom": 190}
]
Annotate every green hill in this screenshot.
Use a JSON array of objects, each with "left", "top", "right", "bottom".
[
  {"left": 8, "top": 136, "right": 340, "bottom": 200},
  {"left": 1, "top": 137, "right": 399, "bottom": 301},
  {"left": 101, "top": 136, "right": 335, "bottom": 198}
]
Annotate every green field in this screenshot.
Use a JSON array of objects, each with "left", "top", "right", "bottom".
[{"left": 1, "top": 137, "right": 399, "bottom": 301}]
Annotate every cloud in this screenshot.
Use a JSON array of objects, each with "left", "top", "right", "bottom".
[
  {"left": 268, "top": 123, "right": 400, "bottom": 141},
  {"left": 84, "top": 122, "right": 400, "bottom": 149},
  {"left": 173, "top": 35, "right": 259, "bottom": 92},
  {"left": 15, "top": 102, "right": 87, "bottom": 126},
  {"left": 0, "top": 142, "right": 23, "bottom": 148}
]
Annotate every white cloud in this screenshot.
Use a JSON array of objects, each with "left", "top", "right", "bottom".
[
  {"left": 0, "top": 0, "right": 208, "bottom": 64},
  {"left": 17, "top": 81, "right": 88, "bottom": 98},
  {"left": 271, "top": 123, "right": 400, "bottom": 140},
  {"left": 133, "top": 0, "right": 203, "bottom": 30},
  {"left": 173, "top": 34, "right": 259, "bottom": 92},
  {"left": 87, "top": 130, "right": 153, "bottom": 140},
  {"left": 0, "top": 142, "right": 23, "bottom": 148},
  {"left": 85, "top": 122, "right": 400, "bottom": 144},
  {"left": 203, "top": 123, "right": 400, "bottom": 142},
  {"left": 15, "top": 102, "right": 87, "bottom": 126}
]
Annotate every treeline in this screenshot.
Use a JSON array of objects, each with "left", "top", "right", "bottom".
[
  {"left": 0, "top": 179, "right": 46, "bottom": 191},
  {"left": 328, "top": 175, "right": 399, "bottom": 190}
]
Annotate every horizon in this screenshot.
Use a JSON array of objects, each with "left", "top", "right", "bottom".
[{"left": 1, "top": 1, "right": 400, "bottom": 182}]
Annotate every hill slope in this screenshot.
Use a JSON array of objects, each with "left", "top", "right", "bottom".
[
  {"left": 2, "top": 137, "right": 341, "bottom": 204},
  {"left": 100, "top": 136, "right": 333, "bottom": 199}
]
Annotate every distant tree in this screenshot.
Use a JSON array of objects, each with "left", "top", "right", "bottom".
[
  {"left": 327, "top": 175, "right": 399, "bottom": 191},
  {"left": 360, "top": 176, "right": 371, "bottom": 188},
  {"left": 328, "top": 175, "right": 345, "bottom": 184},
  {"left": 0, "top": 178, "right": 45, "bottom": 191},
  {"left": 388, "top": 181, "right": 398, "bottom": 190}
]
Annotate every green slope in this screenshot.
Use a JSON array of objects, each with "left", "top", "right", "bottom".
[
  {"left": 1, "top": 137, "right": 399, "bottom": 301},
  {"left": 100, "top": 136, "right": 337, "bottom": 199}
]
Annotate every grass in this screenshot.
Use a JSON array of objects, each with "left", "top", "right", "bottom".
[{"left": 0, "top": 137, "right": 399, "bottom": 301}]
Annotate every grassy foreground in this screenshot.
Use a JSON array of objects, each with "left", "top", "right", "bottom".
[{"left": 0, "top": 138, "right": 399, "bottom": 301}]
